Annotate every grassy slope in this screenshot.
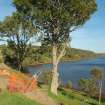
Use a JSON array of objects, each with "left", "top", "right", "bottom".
[
  {"left": 0, "top": 91, "right": 41, "bottom": 105},
  {"left": 48, "top": 89, "right": 105, "bottom": 105},
  {"left": 0, "top": 85, "right": 105, "bottom": 105},
  {"left": 0, "top": 64, "right": 41, "bottom": 105},
  {"left": 41, "top": 85, "right": 105, "bottom": 105}
]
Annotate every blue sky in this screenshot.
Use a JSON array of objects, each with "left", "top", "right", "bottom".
[{"left": 0, "top": 0, "right": 105, "bottom": 53}]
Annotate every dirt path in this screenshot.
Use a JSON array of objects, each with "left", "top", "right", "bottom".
[{"left": 24, "top": 89, "right": 58, "bottom": 105}]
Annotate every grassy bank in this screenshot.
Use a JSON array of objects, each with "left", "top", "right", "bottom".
[
  {"left": 49, "top": 89, "right": 105, "bottom": 105},
  {"left": 40, "top": 85, "right": 105, "bottom": 105},
  {"left": 0, "top": 91, "right": 41, "bottom": 105}
]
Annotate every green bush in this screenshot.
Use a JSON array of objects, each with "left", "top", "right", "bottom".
[{"left": 65, "top": 80, "right": 72, "bottom": 89}]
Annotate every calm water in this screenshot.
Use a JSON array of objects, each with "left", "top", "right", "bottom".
[{"left": 27, "top": 57, "right": 105, "bottom": 90}]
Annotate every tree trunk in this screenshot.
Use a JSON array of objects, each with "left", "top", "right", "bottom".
[
  {"left": 51, "top": 44, "right": 66, "bottom": 95},
  {"left": 99, "top": 80, "right": 102, "bottom": 105},
  {"left": 18, "top": 63, "right": 22, "bottom": 71},
  {"left": 51, "top": 45, "right": 59, "bottom": 95}
]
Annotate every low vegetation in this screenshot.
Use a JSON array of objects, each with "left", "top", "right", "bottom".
[
  {"left": 50, "top": 88, "right": 105, "bottom": 105},
  {"left": 0, "top": 91, "right": 41, "bottom": 105},
  {"left": 38, "top": 85, "right": 105, "bottom": 105}
]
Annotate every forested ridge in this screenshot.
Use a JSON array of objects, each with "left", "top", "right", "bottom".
[{"left": 0, "top": 45, "right": 104, "bottom": 66}]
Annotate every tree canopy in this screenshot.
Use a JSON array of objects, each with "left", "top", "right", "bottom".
[{"left": 13, "top": 0, "right": 97, "bottom": 45}]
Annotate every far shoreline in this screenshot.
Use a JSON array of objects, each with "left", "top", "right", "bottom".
[{"left": 24, "top": 55, "right": 104, "bottom": 67}]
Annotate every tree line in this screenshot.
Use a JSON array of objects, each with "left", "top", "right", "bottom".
[{"left": 0, "top": 44, "right": 99, "bottom": 68}]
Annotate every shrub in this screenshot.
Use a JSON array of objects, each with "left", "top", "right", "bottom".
[
  {"left": 38, "top": 70, "right": 52, "bottom": 85},
  {"left": 65, "top": 80, "right": 72, "bottom": 89}
]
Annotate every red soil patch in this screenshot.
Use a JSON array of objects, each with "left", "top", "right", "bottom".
[{"left": 0, "top": 67, "right": 37, "bottom": 93}]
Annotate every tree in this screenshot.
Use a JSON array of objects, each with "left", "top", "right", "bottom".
[
  {"left": 0, "top": 12, "right": 36, "bottom": 71},
  {"left": 79, "top": 78, "right": 98, "bottom": 97},
  {"left": 13, "top": 0, "right": 97, "bottom": 95},
  {"left": 91, "top": 67, "right": 104, "bottom": 105}
]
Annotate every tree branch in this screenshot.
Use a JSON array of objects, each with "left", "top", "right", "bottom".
[
  {"left": 57, "top": 44, "right": 66, "bottom": 64},
  {"left": 69, "top": 26, "right": 80, "bottom": 32}
]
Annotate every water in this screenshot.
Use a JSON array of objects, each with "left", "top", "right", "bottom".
[{"left": 27, "top": 57, "right": 105, "bottom": 90}]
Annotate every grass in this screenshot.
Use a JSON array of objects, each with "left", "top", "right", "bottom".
[
  {"left": 41, "top": 85, "right": 105, "bottom": 105},
  {"left": 0, "top": 91, "right": 41, "bottom": 105}
]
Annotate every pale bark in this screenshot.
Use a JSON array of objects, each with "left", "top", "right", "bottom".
[
  {"left": 99, "top": 80, "right": 102, "bottom": 105},
  {"left": 57, "top": 45, "right": 66, "bottom": 64},
  {"left": 51, "top": 44, "right": 66, "bottom": 95},
  {"left": 51, "top": 45, "right": 58, "bottom": 95}
]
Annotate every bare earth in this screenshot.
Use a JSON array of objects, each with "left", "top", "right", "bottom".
[{"left": 24, "top": 89, "right": 58, "bottom": 105}]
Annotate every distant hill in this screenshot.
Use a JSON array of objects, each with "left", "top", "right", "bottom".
[
  {"left": 24, "top": 46, "right": 105, "bottom": 65},
  {"left": 63, "top": 47, "right": 105, "bottom": 61}
]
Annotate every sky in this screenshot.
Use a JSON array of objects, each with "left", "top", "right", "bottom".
[{"left": 0, "top": 0, "right": 105, "bottom": 53}]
